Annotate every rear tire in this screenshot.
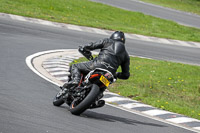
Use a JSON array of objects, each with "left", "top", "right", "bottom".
[{"left": 69, "top": 84, "right": 100, "bottom": 115}]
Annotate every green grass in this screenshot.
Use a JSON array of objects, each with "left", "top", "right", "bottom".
[
  {"left": 141, "top": 0, "right": 200, "bottom": 15},
  {"left": 72, "top": 56, "right": 200, "bottom": 120},
  {"left": 0, "top": 0, "right": 200, "bottom": 42}
]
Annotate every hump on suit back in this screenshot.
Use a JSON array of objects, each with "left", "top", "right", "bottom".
[{"left": 114, "top": 41, "right": 125, "bottom": 55}]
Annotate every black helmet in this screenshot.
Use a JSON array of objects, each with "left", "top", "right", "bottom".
[{"left": 110, "top": 31, "right": 125, "bottom": 44}]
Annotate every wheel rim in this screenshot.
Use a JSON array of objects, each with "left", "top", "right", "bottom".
[
  {"left": 70, "top": 100, "right": 79, "bottom": 109},
  {"left": 71, "top": 103, "right": 75, "bottom": 109}
]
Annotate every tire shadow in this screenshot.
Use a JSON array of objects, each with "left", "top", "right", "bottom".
[{"left": 81, "top": 110, "right": 167, "bottom": 127}]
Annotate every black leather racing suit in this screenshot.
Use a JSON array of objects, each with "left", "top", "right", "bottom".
[{"left": 69, "top": 38, "right": 130, "bottom": 83}]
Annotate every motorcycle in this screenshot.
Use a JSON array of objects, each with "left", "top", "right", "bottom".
[{"left": 53, "top": 47, "right": 116, "bottom": 115}]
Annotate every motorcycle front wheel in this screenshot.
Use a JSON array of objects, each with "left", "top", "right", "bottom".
[
  {"left": 69, "top": 84, "right": 100, "bottom": 115},
  {"left": 53, "top": 89, "right": 65, "bottom": 106}
]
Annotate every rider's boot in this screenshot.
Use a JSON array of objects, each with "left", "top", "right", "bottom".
[
  {"left": 63, "top": 65, "right": 81, "bottom": 90},
  {"left": 90, "top": 92, "right": 105, "bottom": 109},
  {"left": 97, "top": 100, "right": 105, "bottom": 107},
  {"left": 63, "top": 80, "right": 79, "bottom": 89},
  {"left": 90, "top": 100, "right": 105, "bottom": 109}
]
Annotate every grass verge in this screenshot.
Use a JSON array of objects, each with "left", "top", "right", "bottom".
[
  {"left": 71, "top": 56, "right": 200, "bottom": 120},
  {"left": 0, "top": 0, "right": 200, "bottom": 42},
  {"left": 141, "top": 0, "right": 200, "bottom": 15}
]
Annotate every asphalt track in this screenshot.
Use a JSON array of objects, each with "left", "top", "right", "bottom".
[
  {"left": 90, "top": 0, "right": 200, "bottom": 29},
  {"left": 0, "top": 16, "right": 200, "bottom": 133}
]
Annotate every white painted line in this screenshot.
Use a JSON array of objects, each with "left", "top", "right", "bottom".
[
  {"left": 43, "top": 64, "right": 70, "bottom": 68},
  {"left": 124, "top": 33, "right": 133, "bottom": 39},
  {"left": 141, "top": 36, "right": 154, "bottom": 42},
  {"left": 56, "top": 76, "right": 69, "bottom": 81},
  {"left": 128, "top": 34, "right": 142, "bottom": 40},
  {"left": 103, "top": 97, "right": 126, "bottom": 102},
  {"left": 50, "top": 71, "right": 70, "bottom": 76},
  {"left": 58, "top": 58, "right": 74, "bottom": 61},
  {"left": 46, "top": 68, "right": 69, "bottom": 72},
  {"left": 107, "top": 103, "right": 200, "bottom": 133},
  {"left": 193, "top": 127, "right": 200, "bottom": 130},
  {"left": 174, "top": 40, "right": 192, "bottom": 47},
  {"left": 166, "top": 117, "right": 199, "bottom": 124},
  {"left": 67, "top": 25, "right": 82, "bottom": 31},
  {"left": 62, "top": 56, "right": 81, "bottom": 60},
  {"left": 10, "top": 15, "right": 27, "bottom": 21},
  {"left": 191, "top": 42, "right": 200, "bottom": 48},
  {"left": 62, "top": 55, "right": 82, "bottom": 59},
  {"left": 134, "top": 34, "right": 153, "bottom": 42},
  {"left": 42, "top": 61, "right": 70, "bottom": 65},
  {"left": 120, "top": 103, "right": 150, "bottom": 109},
  {"left": 158, "top": 39, "right": 173, "bottom": 44},
  {"left": 25, "top": 49, "right": 69, "bottom": 86},
  {"left": 142, "top": 109, "right": 173, "bottom": 116},
  {"left": 92, "top": 28, "right": 109, "bottom": 35},
  {"left": 62, "top": 54, "right": 81, "bottom": 57},
  {"left": 37, "top": 19, "right": 57, "bottom": 27},
  {"left": 133, "top": 34, "right": 164, "bottom": 43},
  {"left": 45, "top": 59, "right": 73, "bottom": 62}
]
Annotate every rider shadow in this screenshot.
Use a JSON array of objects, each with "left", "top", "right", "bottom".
[
  {"left": 58, "top": 106, "right": 166, "bottom": 128},
  {"left": 81, "top": 110, "right": 167, "bottom": 128}
]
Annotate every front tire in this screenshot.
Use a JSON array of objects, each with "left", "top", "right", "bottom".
[
  {"left": 53, "top": 90, "right": 65, "bottom": 106},
  {"left": 69, "top": 84, "right": 100, "bottom": 115}
]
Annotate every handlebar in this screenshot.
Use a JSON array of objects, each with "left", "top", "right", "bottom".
[{"left": 78, "top": 46, "right": 93, "bottom": 61}]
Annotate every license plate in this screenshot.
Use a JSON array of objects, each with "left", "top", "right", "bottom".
[{"left": 100, "top": 75, "right": 110, "bottom": 87}]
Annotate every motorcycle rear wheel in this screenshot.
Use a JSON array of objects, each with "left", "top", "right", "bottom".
[{"left": 69, "top": 84, "right": 100, "bottom": 115}]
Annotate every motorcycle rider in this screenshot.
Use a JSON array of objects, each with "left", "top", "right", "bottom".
[{"left": 63, "top": 31, "right": 130, "bottom": 90}]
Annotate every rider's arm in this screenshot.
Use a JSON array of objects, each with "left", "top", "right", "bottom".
[
  {"left": 83, "top": 38, "right": 108, "bottom": 51},
  {"left": 117, "top": 55, "right": 130, "bottom": 79}
]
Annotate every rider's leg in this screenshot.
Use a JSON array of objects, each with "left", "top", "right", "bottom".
[
  {"left": 63, "top": 64, "right": 81, "bottom": 89},
  {"left": 63, "top": 61, "right": 94, "bottom": 89}
]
